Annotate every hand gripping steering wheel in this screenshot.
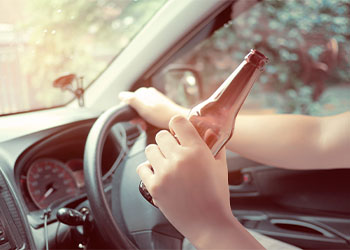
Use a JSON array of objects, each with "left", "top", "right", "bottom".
[{"left": 84, "top": 105, "right": 183, "bottom": 249}]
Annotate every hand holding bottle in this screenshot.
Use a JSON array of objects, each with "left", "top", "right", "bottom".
[
  {"left": 137, "top": 115, "right": 264, "bottom": 249},
  {"left": 137, "top": 116, "right": 231, "bottom": 246}
]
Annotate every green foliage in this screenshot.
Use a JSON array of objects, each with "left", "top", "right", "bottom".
[{"left": 177, "top": 0, "right": 350, "bottom": 115}]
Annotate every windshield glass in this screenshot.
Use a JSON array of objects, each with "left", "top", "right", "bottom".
[{"left": 0, "top": 0, "right": 166, "bottom": 115}]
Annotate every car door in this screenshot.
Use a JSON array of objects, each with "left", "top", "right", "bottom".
[{"left": 146, "top": 0, "right": 350, "bottom": 248}]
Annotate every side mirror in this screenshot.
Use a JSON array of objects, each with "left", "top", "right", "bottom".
[{"left": 159, "top": 65, "right": 203, "bottom": 107}]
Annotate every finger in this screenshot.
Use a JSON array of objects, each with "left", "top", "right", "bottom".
[
  {"left": 203, "top": 128, "right": 219, "bottom": 150},
  {"left": 136, "top": 161, "right": 154, "bottom": 188},
  {"left": 215, "top": 146, "right": 227, "bottom": 162},
  {"left": 119, "top": 89, "right": 145, "bottom": 110},
  {"left": 155, "top": 130, "right": 180, "bottom": 157},
  {"left": 118, "top": 91, "right": 134, "bottom": 104},
  {"left": 130, "top": 118, "right": 147, "bottom": 131},
  {"left": 168, "top": 115, "right": 204, "bottom": 147},
  {"left": 144, "top": 144, "right": 166, "bottom": 173}
]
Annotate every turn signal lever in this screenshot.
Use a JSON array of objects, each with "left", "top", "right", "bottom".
[{"left": 57, "top": 207, "right": 93, "bottom": 247}]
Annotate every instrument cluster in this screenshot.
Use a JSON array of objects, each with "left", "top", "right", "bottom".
[
  {"left": 16, "top": 121, "right": 140, "bottom": 211},
  {"left": 16, "top": 121, "right": 123, "bottom": 211},
  {"left": 25, "top": 158, "right": 84, "bottom": 209}
]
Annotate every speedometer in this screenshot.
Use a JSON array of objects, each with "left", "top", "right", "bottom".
[{"left": 26, "top": 159, "right": 78, "bottom": 209}]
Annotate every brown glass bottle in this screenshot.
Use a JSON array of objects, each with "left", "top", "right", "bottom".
[
  {"left": 188, "top": 49, "right": 268, "bottom": 156},
  {"left": 140, "top": 49, "right": 268, "bottom": 206}
]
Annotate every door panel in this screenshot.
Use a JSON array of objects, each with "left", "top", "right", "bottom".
[{"left": 229, "top": 165, "right": 350, "bottom": 249}]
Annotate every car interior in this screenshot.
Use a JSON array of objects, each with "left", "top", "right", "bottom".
[{"left": 0, "top": 0, "right": 349, "bottom": 249}]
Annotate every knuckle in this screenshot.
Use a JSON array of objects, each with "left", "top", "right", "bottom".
[
  {"left": 137, "top": 87, "right": 147, "bottom": 93},
  {"left": 148, "top": 182, "right": 161, "bottom": 197},
  {"left": 173, "top": 157, "right": 187, "bottom": 169},
  {"left": 134, "top": 88, "right": 146, "bottom": 98}
]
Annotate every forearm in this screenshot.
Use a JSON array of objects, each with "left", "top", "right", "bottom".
[
  {"left": 176, "top": 109, "right": 330, "bottom": 169},
  {"left": 227, "top": 113, "right": 349, "bottom": 170},
  {"left": 174, "top": 109, "right": 348, "bottom": 169}
]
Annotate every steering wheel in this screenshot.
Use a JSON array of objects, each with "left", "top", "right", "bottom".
[{"left": 84, "top": 105, "right": 183, "bottom": 249}]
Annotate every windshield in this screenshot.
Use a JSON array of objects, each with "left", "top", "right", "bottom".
[{"left": 0, "top": 0, "right": 166, "bottom": 116}]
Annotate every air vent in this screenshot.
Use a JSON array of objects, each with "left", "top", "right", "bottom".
[{"left": 0, "top": 169, "right": 29, "bottom": 249}]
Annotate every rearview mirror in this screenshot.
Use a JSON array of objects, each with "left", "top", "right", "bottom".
[
  {"left": 53, "top": 74, "right": 76, "bottom": 89},
  {"left": 53, "top": 74, "right": 85, "bottom": 107}
]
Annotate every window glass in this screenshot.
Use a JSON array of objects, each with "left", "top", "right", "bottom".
[
  {"left": 164, "top": 0, "right": 350, "bottom": 116},
  {"left": 0, "top": 0, "right": 166, "bottom": 115}
]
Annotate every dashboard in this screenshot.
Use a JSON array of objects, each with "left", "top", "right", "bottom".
[
  {"left": 0, "top": 107, "right": 349, "bottom": 250},
  {"left": 15, "top": 120, "right": 121, "bottom": 212},
  {"left": 0, "top": 108, "right": 141, "bottom": 249}
]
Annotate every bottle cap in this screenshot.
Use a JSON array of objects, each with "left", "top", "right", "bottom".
[{"left": 245, "top": 49, "right": 268, "bottom": 70}]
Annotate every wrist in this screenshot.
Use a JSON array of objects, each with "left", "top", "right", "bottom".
[
  {"left": 189, "top": 214, "right": 235, "bottom": 249},
  {"left": 190, "top": 214, "right": 264, "bottom": 249}
]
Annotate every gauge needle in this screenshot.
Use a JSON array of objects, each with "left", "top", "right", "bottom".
[{"left": 39, "top": 187, "right": 55, "bottom": 203}]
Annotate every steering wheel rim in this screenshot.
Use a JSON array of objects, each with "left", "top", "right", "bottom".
[{"left": 84, "top": 104, "right": 138, "bottom": 249}]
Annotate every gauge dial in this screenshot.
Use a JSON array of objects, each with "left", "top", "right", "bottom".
[
  {"left": 66, "top": 159, "right": 85, "bottom": 188},
  {"left": 26, "top": 159, "right": 78, "bottom": 209}
]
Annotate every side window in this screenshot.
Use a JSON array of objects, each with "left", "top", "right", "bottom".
[{"left": 161, "top": 0, "right": 350, "bottom": 116}]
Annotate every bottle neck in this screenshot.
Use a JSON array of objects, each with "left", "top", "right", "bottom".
[{"left": 208, "top": 60, "right": 261, "bottom": 118}]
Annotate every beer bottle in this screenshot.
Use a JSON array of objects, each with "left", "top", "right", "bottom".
[{"left": 188, "top": 49, "right": 268, "bottom": 156}]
